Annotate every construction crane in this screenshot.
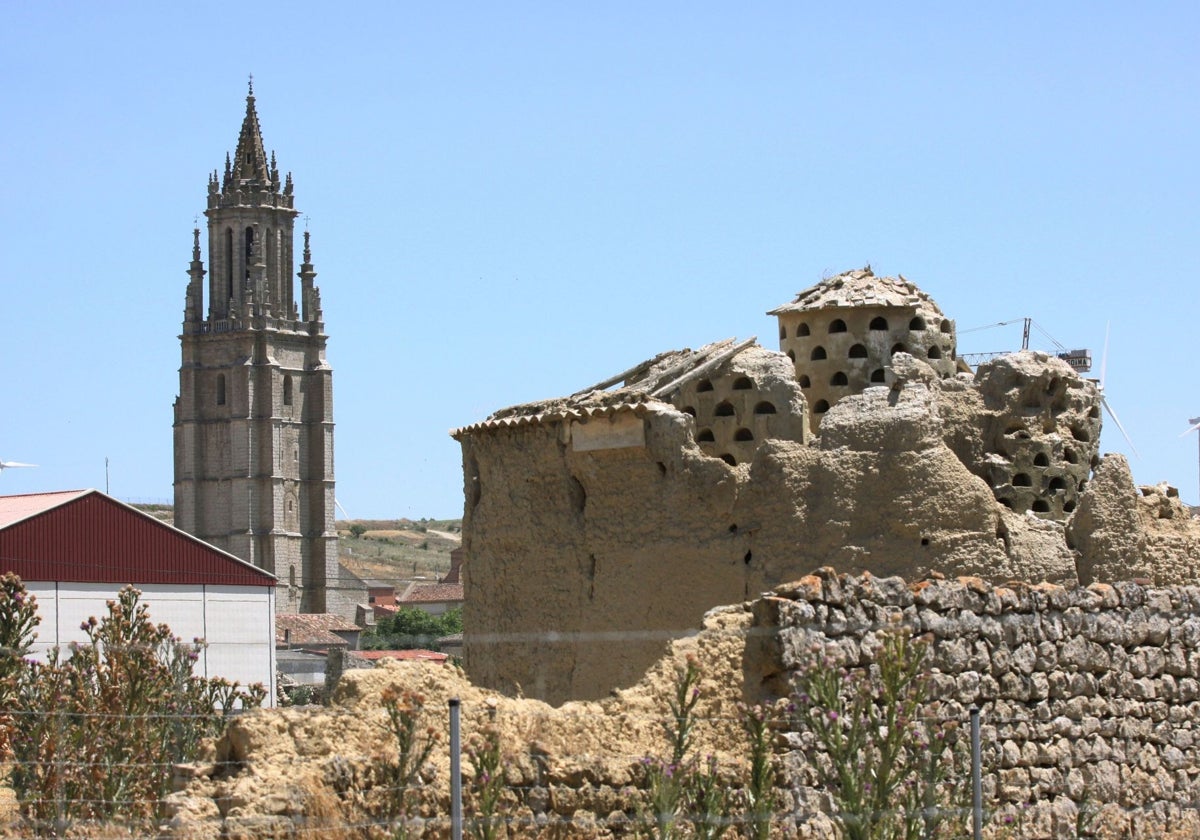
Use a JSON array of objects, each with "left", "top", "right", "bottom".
[{"left": 958, "top": 317, "right": 1091, "bottom": 374}]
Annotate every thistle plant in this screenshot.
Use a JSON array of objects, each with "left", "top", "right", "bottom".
[
  {"left": 380, "top": 687, "right": 439, "bottom": 839},
  {"left": 740, "top": 702, "right": 777, "bottom": 840},
  {"left": 466, "top": 726, "right": 507, "bottom": 840},
  {"left": 639, "top": 654, "right": 703, "bottom": 839},
  {"left": 793, "top": 629, "right": 964, "bottom": 840}
]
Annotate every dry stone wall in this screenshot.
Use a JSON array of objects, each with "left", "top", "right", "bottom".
[{"left": 751, "top": 569, "right": 1200, "bottom": 839}]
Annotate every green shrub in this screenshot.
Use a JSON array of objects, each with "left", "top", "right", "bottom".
[{"left": 2, "top": 580, "right": 265, "bottom": 836}]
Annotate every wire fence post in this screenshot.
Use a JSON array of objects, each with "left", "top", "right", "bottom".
[
  {"left": 450, "top": 697, "right": 463, "bottom": 840},
  {"left": 971, "top": 706, "right": 982, "bottom": 840}
]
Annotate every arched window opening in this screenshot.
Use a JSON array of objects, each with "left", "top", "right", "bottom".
[
  {"left": 289, "top": 566, "right": 296, "bottom": 587},
  {"left": 216, "top": 374, "right": 226, "bottom": 406},
  {"left": 813, "top": 399, "right": 830, "bottom": 414},
  {"left": 1078, "top": 480, "right": 1089, "bottom": 493},
  {"left": 696, "top": 429, "right": 715, "bottom": 443},
  {"left": 1063, "top": 448, "right": 1079, "bottom": 464},
  {"left": 828, "top": 318, "right": 847, "bottom": 334},
  {"left": 715, "top": 401, "right": 735, "bottom": 417},
  {"left": 798, "top": 375, "right": 811, "bottom": 388},
  {"left": 681, "top": 406, "right": 697, "bottom": 417},
  {"left": 754, "top": 401, "right": 777, "bottom": 415},
  {"left": 1033, "top": 453, "right": 1050, "bottom": 467},
  {"left": 870, "top": 316, "right": 889, "bottom": 331},
  {"left": 1013, "top": 473, "right": 1032, "bottom": 487},
  {"left": 870, "top": 369, "right": 886, "bottom": 383},
  {"left": 696, "top": 379, "right": 714, "bottom": 393},
  {"left": 927, "top": 346, "right": 942, "bottom": 360},
  {"left": 244, "top": 227, "right": 255, "bottom": 279},
  {"left": 830, "top": 371, "right": 848, "bottom": 386},
  {"left": 810, "top": 346, "right": 827, "bottom": 361},
  {"left": 849, "top": 344, "right": 868, "bottom": 359},
  {"left": 1089, "top": 405, "right": 1101, "bottom": 420},
  {"left": 1071, "top": 425, "right": 1091, "bottom": 443},
  {"left": 1032, "top": 500, "right": 1051, "bottom": 513},
  {"left": 734, "top": 428, "right": 754, "bottom": 442},
  {"left": 1048, "top": 477, "right": 1067, "bottom": 492},
  {"left": 732, "top": 376, "right": 754, "bottom": 390},
  {"left": 940, "top": 319, "right": 953, "bottom": 334},
  {"left": 283, "top": 375, "right": 293, "bottom": 406},
  {"left": 998, "top": 497, "right": 1015, "bottom": 510},
  {"left": 891, "top": 343, "right": 908, "bottom": 356},
  {"left": 224, "top": 228, "right": 234, "bottom": 303},
  {"left": 909, "top": 316, "right": 926, "bottom": 330},
  {"left": 797, "top": 323, "right": 811, "bottom": 337},
  {"left": 1063, "top": 500, "right": 1077, "bottom": 513},
  {"left": 779, "top": 324, "right": 787, "bottom": 339},
  {"left": 719, "top": 453, "right": 737, "bottom": 466},
  {"left": 787, "top": 350, "right": 796, "bottom": 362}
]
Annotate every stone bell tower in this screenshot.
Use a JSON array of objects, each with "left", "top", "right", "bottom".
[{"left": 174, "top": 81, "right": 337, "bottom": 614}]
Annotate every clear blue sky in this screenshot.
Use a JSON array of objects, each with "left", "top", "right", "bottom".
[{"left": 2, "top": 3, "right": 1198, "bottom": 517}]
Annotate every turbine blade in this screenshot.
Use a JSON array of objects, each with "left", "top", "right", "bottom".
[
  {"left": 334, "top": 497, "right": 351, "bottom": 520},
  {"left": 0, "top": 460, "right": 38, "bottom": 469},
  {"left": 1178, "top": 422, "right": 1200, "bottom": 438},
  {"left": 1101, "top": 396, "right": 1139, "bottom": 458}
]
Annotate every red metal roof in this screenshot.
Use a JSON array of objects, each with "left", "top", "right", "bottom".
[{"left": 0, "top": 489, "right": 276, "bottom": 587}]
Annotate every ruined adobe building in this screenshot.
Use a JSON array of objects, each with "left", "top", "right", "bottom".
[
  {"left": 453, "top": 268, "right": 1200, "bottom": 704},
  {"left": 174, "top": 85, "right": 342, "bottom": 616}
]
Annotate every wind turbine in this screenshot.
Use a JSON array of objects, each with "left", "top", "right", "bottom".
[
  {"left": 0, "top": 458, "right": 38, "bottom": 473},
  {"left": 1096, "top": 324, "right": 1139, "bottom": 458}
]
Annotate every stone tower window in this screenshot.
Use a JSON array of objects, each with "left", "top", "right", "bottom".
[
  {"left": 244, "top": 227, "right": 255, "bottom": 278},
  {"left": 734, "top": 428, "right": 754, "bottom": 441},
  {"left": 719, "top": 454, "right": 737, "bottom": 466},
  {"left": 797, "top": 323, "right": 811, "bottom": 337},
  {"left": 891, "top": 343, "right": 908, "bottom": 356},
  {"left": 798, "top": 375, "right": 811, "bottom": 388},
  {"left": 787, "top": 350, "right": 796, "bottom": 362},
  {"left": 697, "top": 429, "right": 715, "bottom": 442},
  {"left": 754, "top": 401, "right": 776, "bottom": 414},
  {"left": 870, "top": 316, "right": 889, "bottom": 331},
  {"left": 813, "top": 399, "right": 830, "bottom": 414},
  {"left": 849, "top": 344, "right": 868, "bottom": 358},
  {"left": 779, "top": 324, "right": 786, "bottom": 339},
  {"left": 732, "top": 376, "right": 754, "bottom": 390},
  {"left": 870, "top": 369, "right": 885, "bottom": 383},
  {"left": 940, "top": 320, "right": 953, "bottom": 334},
  {"left": 811, "top": 346, "right": 827, "bottom": 361},
  {"left": 1013, "top": 473, "right": 1033, "bottom": 487},
  {"left": 224, "top": 228, "right": 234, "bottom": 303},
  {"left": 715, "top": 401, "right": 735, "bottom": 417},
  {"left": 830, "top": 371, "right": 848, "bottom": 386},
  {"left": 1033, "top": 452, "right": 1050, "bottom": 467},
  {"left": 216, "top": 374, "right": 226, "bottom": 406},
  {"left": 828, "top": 318, "right": 848, "bottom": 333},
  {"left": 910, "top": 316, "right": 926, "bottom": 330},
  {"left": 681, "top": 406, "right": 697, "bottom": 417},
  {"left": 1048, "top": 476, "right": 1067, "bottom": 491},
  {"left": 697, "top": 379, "right": 714, "bottom": 392},
  {"left": 927, "top": 346, "right": 942, "bottom": 360},
  {"left": 1032, "top": 500, "right": 1051, "bottom": 513},
  {"left": 283, "top": 375, "right": 293, "bottom": 406},
  {"left": 1064, "top": 449, "right": 1079, "bottom": 464}
]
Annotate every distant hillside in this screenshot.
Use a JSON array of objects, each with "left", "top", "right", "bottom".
[{"left": 128, "top": 505, "right": 463, "bottom": 590}]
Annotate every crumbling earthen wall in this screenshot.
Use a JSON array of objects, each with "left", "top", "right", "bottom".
[{"left": 155, "top": 573, "right": 1200, "bottom": 840}]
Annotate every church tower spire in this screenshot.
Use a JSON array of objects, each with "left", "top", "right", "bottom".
[{"left": 174, "top": 83, "right": 340, "bottom": 617}]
